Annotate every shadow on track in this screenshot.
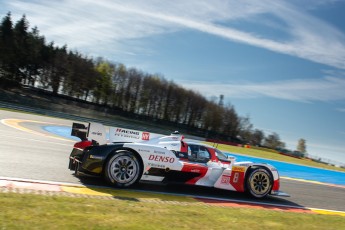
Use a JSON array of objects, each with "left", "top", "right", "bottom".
[{"left": 74, "top": 173, "right": 302, "bottom": 209}]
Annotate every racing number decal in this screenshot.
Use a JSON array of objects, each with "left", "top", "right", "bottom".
[
  {"left": 232, "top": 172, "right": 239, "bottom": 183},
  {"left": 230, "top": 166, "right": 246, "bottom": 192}
]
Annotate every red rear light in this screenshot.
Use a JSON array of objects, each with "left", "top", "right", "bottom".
[{"left": 73, "top": 141, "right": 92, "bottom": 150}]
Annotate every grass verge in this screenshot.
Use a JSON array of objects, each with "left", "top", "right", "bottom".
[{"left": 1, "top": 193, "right": 344, "bottom": 230}]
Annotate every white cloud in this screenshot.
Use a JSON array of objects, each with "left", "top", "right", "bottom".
[
  {"left": 177, "top": 76, "right": 345, "bottom": 103},
  {"left": 4, "top": 0, "right": 345, "bottom": 68}
]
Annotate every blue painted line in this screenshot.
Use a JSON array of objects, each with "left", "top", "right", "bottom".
[
  {"left": 227, "top": 153, "right": 345, "bottom": 186},
  {"left": 43, "top": 126, "right": 345, "bottom": 186},
  {"left": 43, "top": 126, "right": 79, "bottom": 141}
]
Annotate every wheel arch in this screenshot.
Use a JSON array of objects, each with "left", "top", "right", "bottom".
[
  {"left": 244, "top": 165, "right": 274, "bottom": 193},
  {"left": 102, "top": 147, "right": 144, "bottom": 176}
]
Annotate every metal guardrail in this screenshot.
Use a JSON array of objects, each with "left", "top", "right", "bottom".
[
  {"left": 0, "top": 101, "right": 204, "bottom": 140},
  {"left": 0, "top": 101, "right": 156, "bottom": 130}
]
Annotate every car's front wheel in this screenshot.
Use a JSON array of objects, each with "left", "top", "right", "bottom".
[
  {"left": 105, "top": 151, "right": 141, "bottom": 187},
  {"left": 246, "top": 167, "right": 272, "bottom": 198}
]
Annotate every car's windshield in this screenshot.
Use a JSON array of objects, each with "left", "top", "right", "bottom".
[{"left": 215, "top": 149, "right": 230, "bottom": 162}]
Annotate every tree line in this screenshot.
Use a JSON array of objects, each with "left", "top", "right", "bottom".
[{"left": 0, "top": 12, "right": 288, "bottom": 149}]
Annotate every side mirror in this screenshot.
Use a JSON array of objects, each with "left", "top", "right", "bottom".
[{"left": 227, "top": 155, "right": 236, "bottom": 162}]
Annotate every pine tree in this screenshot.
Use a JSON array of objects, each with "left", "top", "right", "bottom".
[{"left": 0, "top": 12, "right": 17, "bottom": 86}]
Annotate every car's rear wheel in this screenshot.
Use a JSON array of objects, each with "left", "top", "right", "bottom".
[
  {"left": 105, "top": 151, "right": 141, "bottom": 187},
  {"left": 246, "top": 167, "right": 272, "bottom": 198}
]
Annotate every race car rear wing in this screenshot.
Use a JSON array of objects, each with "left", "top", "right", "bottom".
[
  {"left": 71, "top": 123, "right": 88, "bottom": 141},
  {"left": 71, "top": 122, "right": 107, "bottom": 145},
  {"left": 71, "top": 122, "right": 183, "bottom": 146}
]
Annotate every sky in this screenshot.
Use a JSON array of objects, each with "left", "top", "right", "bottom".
[{"left": 1, "top": 0, "right": 345, "bottom": 165}]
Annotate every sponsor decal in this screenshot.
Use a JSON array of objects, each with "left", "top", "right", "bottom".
[
  {"left": 148, "top": 154, "right": 175, "bottom": 163},
  {"left": 91, "top": 131, "right": 103, "bottom": 136},
  {"left": 238, "top": 163, "right": 251, "bottom": 167},
  {"left": 142, "top": 132, "right": 150, "bottom": 140},
  {"left": 89, "top": 155, "right": 104, "bottom": 160},
  {"left": 232, "top": 166, "right": 246, "bottom": 172},
  {"left": 220, "top": 175, "right": 231, "bottom": 184},
  {"left": 116, "top": 128, "right": 140, "bottom": 135},
  {"left": 138, "top": 149, "right": 150, "bottom": 153},
  {"left": 113, "top": 128, "right": 141, "bottom": 140},
  {"left": 153, "top": 150, "right": 165, "bottom": 155},
  {"left": 191, "top": 169, "right": 200, "bottom": 173},
  {"left": 148, "top": 162, "right": 165, "bottom": 168}
]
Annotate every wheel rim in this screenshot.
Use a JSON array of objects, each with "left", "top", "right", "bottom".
[
  {"left": 109, "top": 155, "right": 138, "bottom": 184},
  {"left": 249, "top": 171, "right": 270, "bottom": 195}
]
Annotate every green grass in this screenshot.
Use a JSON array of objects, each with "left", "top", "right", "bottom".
[
  {"left": 1, "top": 193, "right": 344, "bottom": 230},
  {"left": 207, "top": 142, "right": 345, "bottom": 173}
]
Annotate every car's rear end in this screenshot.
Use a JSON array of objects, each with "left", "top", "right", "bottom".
[
  {"left": 68, "top": 140, "right": 92, "bottom": 174},
  {"left": 68, "top": 122, "right": 103, "bottom": 174}
]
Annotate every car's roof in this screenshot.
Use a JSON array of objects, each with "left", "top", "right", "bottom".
[{"left": 185, "top": 141, "right": 215, "bottom": 149}]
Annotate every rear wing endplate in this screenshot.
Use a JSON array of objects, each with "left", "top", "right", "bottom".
[{"left": 71, "top": 122, "right": 106, "bottom": 145}]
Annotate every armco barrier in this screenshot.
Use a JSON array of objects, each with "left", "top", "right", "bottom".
[
  {"left": 0, "top": 101, "right": 205, "bottom": 141},
  {"left": 0, "top": 101, "right": 165, "bottom": 133}
]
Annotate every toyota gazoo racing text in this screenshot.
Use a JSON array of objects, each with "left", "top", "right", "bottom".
[{"left": 68, "top": 122, "right": 289, "bottom": 199}]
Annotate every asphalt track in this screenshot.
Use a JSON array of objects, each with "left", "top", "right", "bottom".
[{"left": 1, "top": 110, "right": 345, "bottom": 214}]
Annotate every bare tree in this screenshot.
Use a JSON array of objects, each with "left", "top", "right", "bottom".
[
  {"left": 251, "top": 129, "right": 265, "bottom": 146},
  {"left": 296, "top": 138, "right": 307, "bottom": 156},
  {"left": 263, "top": 133, "right": 285, "bottom": 149}
]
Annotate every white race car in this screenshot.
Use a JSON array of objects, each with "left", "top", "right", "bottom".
[{"left": 68, "top": 123, "right": 288, "bottom": 198}]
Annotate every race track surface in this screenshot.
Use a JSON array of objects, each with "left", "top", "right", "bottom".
[{"left": 1, "top": 110, "right": 345, "bottom": 213}]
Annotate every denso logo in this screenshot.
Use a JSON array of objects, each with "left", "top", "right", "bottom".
[
  {"left": 142, "top": 132, "right": 150, "bottom": 140},
  {"left": 148, "top": 154, "right": 175, "bottom": 163},
  {"left": 115, "top": 128, "right": 139, "bottom": 135}
]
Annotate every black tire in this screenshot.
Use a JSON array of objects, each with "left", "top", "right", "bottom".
[
  {"left": 246, "top": 167, "right": 272, "bottom": 198},
  {"left": 104, "top": 151, "right": 142, "bottom": 187}
]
